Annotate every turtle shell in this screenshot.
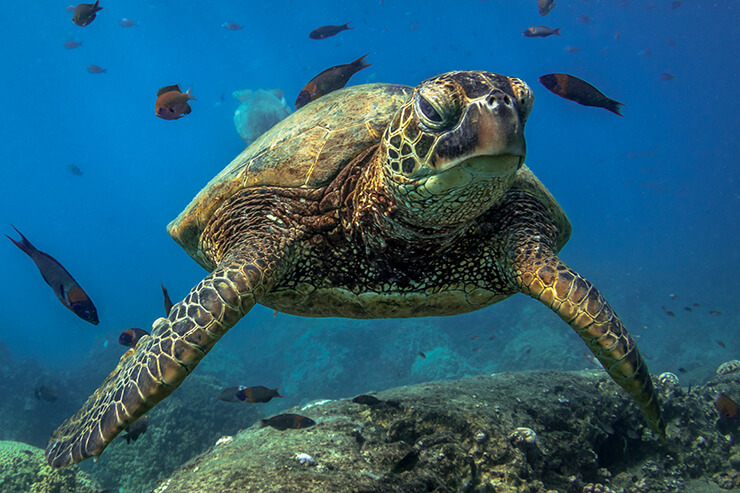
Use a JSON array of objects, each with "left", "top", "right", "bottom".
[{"left": 168, "top": 83, "right": 414, "bottom": 260}]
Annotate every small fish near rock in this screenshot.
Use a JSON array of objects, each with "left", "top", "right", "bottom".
[
  {"left": 118, "top": 328, "right": 149, "bottom": 348},
  {"left": 6, "top": 226, "right": 98, "bottom": 325},
  {"left": 258, "top": 413, "right": 316, "bottom": 431},
  {"left": 523, "top": 26, "right": 561, "bottom": 38},
  {"left": 236, "top": 385, "right": 283, "bottom": 403},
  {"left": 539, "top": 73, "right": 625, "bottom": 116},
  {"left": 715, "top": 394, "right": 739, "bottom": 420},
  {"left": 155, "top": 85, "right": 196, "bottom": 120},
  {"left": 295, "top": 54, "right": 370, "bottom": 109},
  {"left": 122, "top": 416, "right": 149, "bottom": 444},
  {"left": 309, "top": 22, "right": 352, "bottom": 39},
  {"left": 73, "top": 1, "right": 102, "bottom": 27}
]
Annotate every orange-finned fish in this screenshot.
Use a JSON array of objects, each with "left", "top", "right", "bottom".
[
  {"left": 309, "top": 22, "right": 352, "bottom": 39},
  {"left": 539, "top": 73, "right": 625, "bottom": 116},
  {"left": 118, "top": 328, "right": 149, "bottom": 348},
  {"left": 295, "top": 54, "right": 370, "bottom": 109},
  {"left": 7, "top": 226, "right": 98, "bottom": 324},
  {"left": 155, "top": 85, "right": 196, "bottom": 120},
  {"left": 72, "top": 1, "right": 102, "bottom": 27},
  {"left": 161, "top": 282, "right": 173, "bottom": 316},
  {"left": 236, "top": 385, "right": 284, "bottom": 403}
]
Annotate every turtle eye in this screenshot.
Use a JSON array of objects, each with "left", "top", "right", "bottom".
[{"left": 418, "top": 96, "right": 442, "bottom": 123}]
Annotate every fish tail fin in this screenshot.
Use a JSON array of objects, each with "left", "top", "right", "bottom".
[
  {"left": 94, "top": 0, "right": 102, "bottom": 11},
  {"left": 275, "top": 387, "right": 284, "bottom": 398},
  {"left": 554, "top": 28, "right": 562, "bottom": 36},
  {"left": 353, "top": 54, "right": 371, "bottom": 71},
  {"left": 344, "top": 22, "right": 353, "bottom": 30},
  {"left": 606, "top": 99, "right": 625, "bottom": 117},
  {"left": 185, "top": 86, "right": 197, "bottom": 101},
  {"left": 6, "top": 225, "right": 37, "bottom": 257},
  {"left": 258, "top": 419, "right": 267, "bottom": 428}
]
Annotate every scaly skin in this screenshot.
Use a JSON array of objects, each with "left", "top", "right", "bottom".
[{"left": 45, "top": 237, "right": 284, "bottom": 467}]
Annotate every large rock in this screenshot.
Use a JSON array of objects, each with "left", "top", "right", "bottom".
[{"left": 150, "top": 369, "right": 740, "bottom": 492}]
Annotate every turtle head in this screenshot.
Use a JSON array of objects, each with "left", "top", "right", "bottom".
[{"left": 379, "top": 71, "right": 533, "bottom": 227}]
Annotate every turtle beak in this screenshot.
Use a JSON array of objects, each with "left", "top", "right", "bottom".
[{"left": 432, "top": 95, "right": 526, "bottom": 178}]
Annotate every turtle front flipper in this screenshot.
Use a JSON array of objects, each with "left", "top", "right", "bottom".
[
  {"left": 45, "top": 243, "right": 276, "bottom": 467},
  {"left": 513, "top": 251, "right": 665, "bottom": 436}
]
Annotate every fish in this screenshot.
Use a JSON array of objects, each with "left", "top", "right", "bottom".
[
  {"left": 222, "top": 22, "right": 243, "bottom": 30},
  {"left": 716, "top": 340, "right": 726, "bottom": 349},
  {"left": 72, "top": 1, "right": 102, "bottom": 27},
  {"left": 671, "top": 1, "right": 682, "bottom": 9},
  {"left": 118, "top": 328, "right": 149, "bottom": 348},
  {"left": 155, "top": 84, "right": 196, "bottom": 120},
  {"left": 236, "top": 386, "right": 284, "bottom": 403},
  {"left": 665, "top": 311, "right": 676, "bottom": 318},
  {"left": 418, "top": 351, "right": 426, "bottom": 359},
  {"left": 215, "top": 386, "right": 245, "bottom": 402},
  {"left": 669, "top": 294, "right": 678, "bottom": 300},
  {"left": 118, "top": 18, "right": 137, "bottom": 27},
  {"left": 352, "top": 394, "right": 383, "bottom": 406},
  {"left": 578, "top": 15, "right": 593, "bottom": 23},
  {"left": 564, "top": 46, "right": 581, "bottom": 53},
  {"left": 122, "top": 416, "right": 149, "bottom": 443},
  {"left": 161, "top": 282, "right": 173, "bottom": 316},
  {"left": 660, "top": 73, "right": 676, "bottom": 81},
  {"left": 693, "top": 303, "right": 700, "bottom": 307},
  {"left": 87, "top": 64, "right": 106, "bottom": 74},
  {"left": 677, "top": 367, "right": 687, "bottom": 373},
  {"left": 709, "top": 310, "right": 722, "bottom": 316},
  {"left": 67, "top": 164, "right": 83, "bottom": 176},
  {"left": 295, "top": 54, "right": 370, "bottom": 109},
  {"left": 35, "top": 385, "right": 58, "bottom": 402},
  {"left": 539, "top": 73, "right": 625, "bottom": 116},
  {"left": 7, "top": 226, "right": 99, "bottom": 325},
  {"left": 538, "top": 0, "right": 556, "bottom": 16},
  {"left": 258, "top": 413, "right": 316, "bottom": 431},
  {"left": 309, "top": 22, "right": 352, "bottom": 40},
  {"left": 715, "top": 394, "right": 738, "bottom": 420},
  {"left": 63, "top": 40, "right": 82, "bottom": 49},
  {"left": 684, "top": 307, "right": 692, "bottom": 312},
  {"left": 523, "top": 26, "right": 561, "bottom": 37}
]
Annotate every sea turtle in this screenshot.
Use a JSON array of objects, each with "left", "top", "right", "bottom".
[{"left": 45, "top": 71, "right": 664, "bottom": 468}]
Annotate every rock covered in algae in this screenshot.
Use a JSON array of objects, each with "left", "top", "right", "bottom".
[
  {"left": 150, "top": 369, "right": 740, "bottom": 492},
  {"left": 0, "top": 440, "right": 102, "bottom": 493},
  {"left": 232, "top": 88, "right": 291, "bottom": 145}
]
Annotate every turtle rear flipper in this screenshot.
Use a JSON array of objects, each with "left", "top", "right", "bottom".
[
  {"left": 512, "top": 248, "right": 665, "bottom": 436},
  {"left": 45, "top": 241, "right": 277, "bottom": 467}
]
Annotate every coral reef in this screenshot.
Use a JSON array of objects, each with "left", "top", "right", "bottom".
[
  {"left": 150, "top": 368, "right": 740, "bottom": 492},
  {"left": 0, "top": 440, "right": 101, "bottom": 493}
]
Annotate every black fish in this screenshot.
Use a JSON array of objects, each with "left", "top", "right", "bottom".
[
  {"left": 161, "top": 282, "right": 173, "bottom": 316},
  {"left": 539, "top": 73, "right": 624, "bottom": 116},
  {"left": 309, "top": 22, "right": 352, "bottom": 40},
  {"left": 523, "top": 26, "right": 561, "bottom": 38},
  {"left": 35, "top": 385, "right": 58, "bottom": 402},
  {"left": 295, "top": 54, "right": 370, "bottom": 109},
  {"left": 72, "top": 1, "right": 102, "bottom": 27},
  {"left": 118, "top": 328, "right": 149, "bottom": 348},
  {"left": 352, "top": 394, "right": 383, "bottom": 406},
  {"left": 236, "top": 385, "right": 283, "bottom": 403},
  {"left": 122, "top": 416, "right": 149, "bottom": 443},
  {"left": 7, "top": 226, "right": 98, "bottom": 324},
  {"left": 258, "top": 413, "right": 316, "bottom": 431},
  {"left": 538, "top": 0, "right": 556, "bottom": 16}
]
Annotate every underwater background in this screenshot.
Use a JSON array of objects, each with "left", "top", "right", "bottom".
[{"left": 0, "top": 0, "right": 738, "bottom": 490}]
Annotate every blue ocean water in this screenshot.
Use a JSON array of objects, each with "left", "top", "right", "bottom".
[{"left": 0, "top": 0, "right": 737, "bottom": 447}]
